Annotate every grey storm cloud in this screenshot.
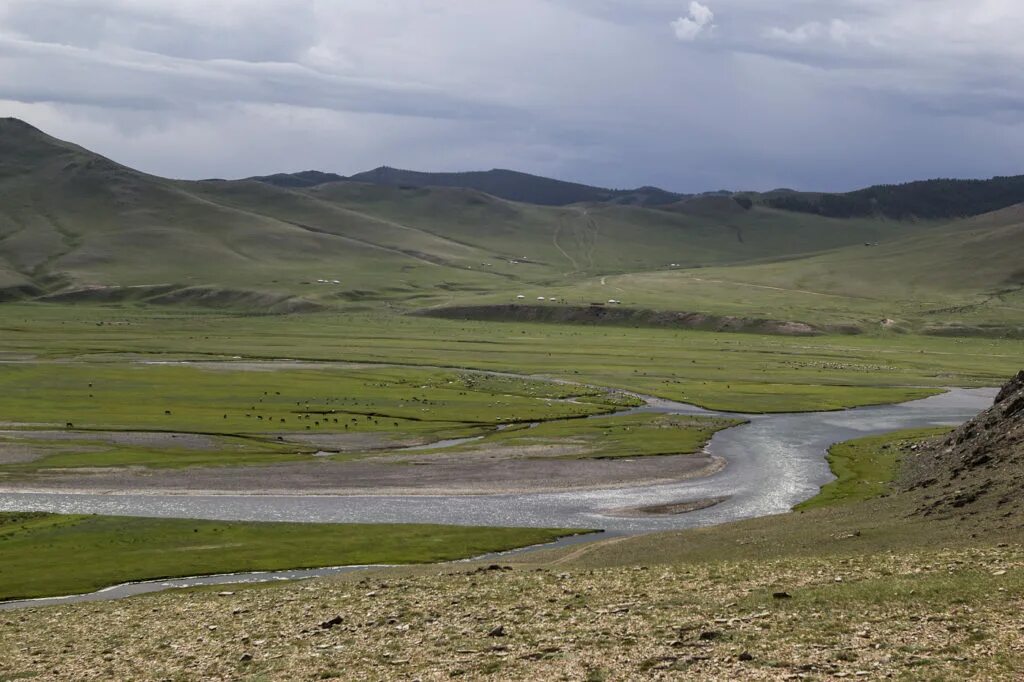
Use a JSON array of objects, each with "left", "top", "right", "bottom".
[{"left": 1, "top": 0, "right": 1023, "bottom": 192}]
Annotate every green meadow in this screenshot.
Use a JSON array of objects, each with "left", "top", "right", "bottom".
[
  {"left": 0, "top": 513, "right": 579, "bottom": 601},
  {"left": 0, "top": 303, "right": 1014, "bottom": 475},
  {"left": 795, "top": 426, "right": 953, "bottom": 510},
  {"left": 2, "top": 304, "right": 1018, "bottom": 416},
  {"left": 0, "top": 362, "right": 617, "bottom": 435}
]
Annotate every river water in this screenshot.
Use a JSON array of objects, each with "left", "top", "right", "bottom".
[
  {"left": 0, "top": 388, "right": 993, "bottom": 531},
  {"left": 0, "top": 386, "right": 995, "bottom": 609}
]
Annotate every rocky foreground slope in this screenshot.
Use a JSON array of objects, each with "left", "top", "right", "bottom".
[
  {"left": 2, "top": 546, "right": 1022, "bottom": 681},
  {"left": 905, "top": 370, "right": 1024, "bottom": 521}
]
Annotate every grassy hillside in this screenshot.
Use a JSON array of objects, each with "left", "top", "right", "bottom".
[
  {"left": 4, "top": 117, "right": 1024, "bottom": 336},
  {"left": 0, "top": 118, "right": 938, "bottom": 315},
  {"left": 698, "top": 204, "right": 1024, "bottom": 299},
  {"left": 301, "top": 183, "right": 915, "bottom": 278},
  {"left": 0, "top": 119, "right": 539, "bottom": 308},
  {"left": 489, "top": 203, "right": 1024, "bottom": 333}
]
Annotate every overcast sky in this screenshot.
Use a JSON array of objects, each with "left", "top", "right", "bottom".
[{"left": 2, "top": 0, "right": 1022, "bottom": 192}]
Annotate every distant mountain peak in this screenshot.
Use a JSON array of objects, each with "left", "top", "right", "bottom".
[
  {"left": 0, "top": 117, "right": 40, "bottom": 131},
  {"left": 0, "top": 118, "right": 54, "bottom": 144},
  {"left": 342, "top": 166, "right": 686, "bottom": 207},
  {"left": 0, "top": 116, "right": 103, "bottom": 169},
  {"left": 245, "top": 170, "right": 347, "bottom": 189},
  {"left": 247, "top": 164, "right": 691, "bottom": 207}
]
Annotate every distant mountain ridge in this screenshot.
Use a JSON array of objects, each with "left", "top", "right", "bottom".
[
  {"left": 248, "top": 170, "right": 346, "bottom": 188},
  {"left": 248, "top": 166, "right": 687, "bottom": 207},
  {"left": 763, "top": 176, "right": 1024, "bottom": 220},
  {"left": 346, "top": 166, "right": 687, "bottom": 207},
  {"left": 253, "top": 165, "right": 1024, "bottom": 220}
]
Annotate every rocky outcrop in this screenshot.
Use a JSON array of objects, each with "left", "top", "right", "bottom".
[{"left": 903, "top": 371, "right": 1024, "bottom": 518}]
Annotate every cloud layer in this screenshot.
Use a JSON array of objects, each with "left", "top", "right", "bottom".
[{"left": 1, "top": 0, "right": 1023, "bottom": 192}]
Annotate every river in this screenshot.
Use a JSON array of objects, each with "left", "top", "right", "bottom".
[
  {"left": 0, "top": 386, "right": 995, "bottom": 609},
  {"left": 0, "top": 388, "right": 993, "bottom": 531}
]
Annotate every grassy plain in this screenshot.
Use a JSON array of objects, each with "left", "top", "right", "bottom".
[
  {"left": 3, "top": 304, "right": 1018, "bottom": 415},
  {"left": 0, "top": 303, "right": 1015, "bottom": 475},
  {"left": 0, "top": 362, "right": 616, "bottom": 435},
  {"left": 463, "top": 259, "right": 1024, "bottom": 334},
  {"left": 0, "top": 356, "right": 637, "bottom": 473},
  {"left": 0, "top": 512, "right": 578, "bottom": 601}
]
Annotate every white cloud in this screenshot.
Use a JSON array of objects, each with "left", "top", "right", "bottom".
[
  {"left": 765, "top": 22, "right": 821, "bottom": 44},
  {"left": 766, "top": 19, "right": 853, "bottom": 45},
  {"left": 671, "top": 1, "right": 715, "bottom": 42}
]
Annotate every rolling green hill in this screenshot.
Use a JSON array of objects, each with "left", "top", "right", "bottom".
[
  {"left": 1, "top": 117, "right": 1022, "bottom": 334},
  {"left": 708, "top": 203, "right": 1024, "bottom": 298},
  {"left": 0, "top": 118, "right": 929, "bottom": 312},
  {"left": 0, "top": 119, "right": 439, "bottom": 310},
  {"left": 521, "top": 203, "right": 1024, "bottom": 334}
]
